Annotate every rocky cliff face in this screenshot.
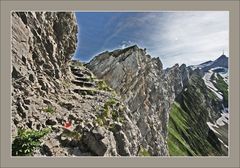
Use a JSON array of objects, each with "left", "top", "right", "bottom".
[
  {"left": 11, "top": 12, "right": 141, "bottom": 156},
  {"left": 87, "top": 45, "right": 188, "bottom": 155},
  {"left": 12, "top": 12, "right": 78, "bottom": 137},
  {"left": 87, "top": 46, "right": 228, "bottom": 156},
  {"left": 11, "top": 11, "right": 79, "bottom": 155}
]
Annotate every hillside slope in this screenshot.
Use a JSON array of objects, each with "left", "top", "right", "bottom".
[
  {"left": 168, "top": 55, "right": 228, "bottom": 156},
  {"left": 167, "top": 74, "right": 227, "bottom": 156}
]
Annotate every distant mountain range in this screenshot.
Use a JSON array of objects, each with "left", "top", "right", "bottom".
[
  {"left": 188, "top": 54, "right": 229, "bottom": 155},
  {"left": 190, "top": 54, "right": 228, "bottom": 76}
]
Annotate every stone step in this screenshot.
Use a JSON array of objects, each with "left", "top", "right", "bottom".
[
  {"left": 71, "top": 68, "right": 93, "bottom": 77},
  {"left": 75, "top": 77, "right": 91, "bottom": 82},
  {"left": 73, "top": 88, "right": 98, "bottom": 96},
  {"left": 71, "top": 67, "right": 81, "bottom": 72},
  {"left": 71, "top": 80, "right": 95, "bottom": 87},
  {"left": 72, "top": 71, "right": 84, "bottom": 77},
  {"left": 81, "top": 70, "right": 92, "bottom": 77},
  {"left": 71, "top": 67, "right": 82, "bottom": 72}
]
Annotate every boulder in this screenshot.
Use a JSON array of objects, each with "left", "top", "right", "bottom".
[
  {"left": 83, "top": 127, "right": 117, "bottom": 156},
  {"left": 114, "top": 131, "right": 131, "bottom": 156},
  {"left": 46, "top": 117, "right": 57, "bottom": 125}
]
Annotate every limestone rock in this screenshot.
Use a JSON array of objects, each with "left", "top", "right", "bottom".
[
  {"left": 11, "top": 11, "right": 78, "bottom": 156},
  {"left": 87, "top": 45, "right": 189, "bottom": 156},
  {"left": 83, "top": 126, "right": 117, "bottom": 156},
  {"left": 114, "top": 131, "right": 131, "bottom": 156},
  {"left": 46, "top": 117, "right": 58, "bottom": 125}
]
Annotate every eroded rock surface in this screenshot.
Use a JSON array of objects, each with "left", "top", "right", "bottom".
[
  {"left": 87, "top": 45, "right": 189, "bottom": 155},
  {"left": 12, "top": 12, "right": 140, "bottom": 156}
]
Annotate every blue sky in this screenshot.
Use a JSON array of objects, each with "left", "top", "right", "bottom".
[{"left": 73, "top": 12, "right": 229, "bottom": 68}]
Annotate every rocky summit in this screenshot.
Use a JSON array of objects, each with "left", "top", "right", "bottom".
[
  {"left": 11, "top": 12, "right": 228, "bottom": 156},
  {"left": 86, "top": 45, "right": 189, "bottom": 155}
]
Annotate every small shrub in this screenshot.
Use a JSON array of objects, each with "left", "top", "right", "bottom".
[
  {"left": 12, "top": 128, "right": 51, "bottom": 156},
  {"left": 43, "top": 105, "right": 55, "bottom": 114},
  {"left": 111, "top": 90, "right": 118, "bottom": 97},
  {"left": 97, "top": 80, "right": 112, "bottom": 91},
  {"left": 111, "top": 110, "right": 118, "bottom": 121},
  {"left": 62, "top": 80, "right": 71, "bottom": 88},
  {"left": 119, "top": 105, "right": 127, "bottom": 112},
  {"left": 80, "top": 90, "right": 87, "bottom": 95},
  {"left": 96, "top": 117, "right": 104, "bottom": 126},
  {"left": 95, "top": 110, "right": 109, "bottom": 127},
  {"left": 86, "top": 89, "right": 97, "bottom": 95},
  {"left": 95, "top": 97, "right": 126, "bottom": 127},
  {"left": 104, "top": 97, "right": 117, "bottom": 108},
  {"left": 80, "top": 89, "right": 97, "bottom": 96},
  {"left": 118, "top": 116, "right": 125, "bottom": 123},
  {"left": 109, "top": 123, "right": 117, "bottom": 132},
  {"left": 103, "top": 107, "right": 111, "bottom": 118},
  {"left": 100, "top": 97, "right": 117, "bottom": 119},
  {"left": 138, "top": 147, "right": 151, "bottom": 156}
]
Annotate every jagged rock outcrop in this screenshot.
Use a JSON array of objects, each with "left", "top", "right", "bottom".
[
  {"left": 11, "top": 12, "right": 78, "bottom": 139},
  {"left": 11, "top": 12, "right": 139, "bottom": 156},
  {"left": 87, "top": 45, "right": 188, "bottom": 156}
]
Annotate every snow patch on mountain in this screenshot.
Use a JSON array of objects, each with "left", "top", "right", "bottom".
[
  {"left": 190, "top": 61, "right": 213, "bottom": 70},
  {"left": 216, "top": 112, "right": 229, "bottom": 126},
  {"left": 218, "top": 138, "right": 228, "bottom": 149},
  {"left": 202, "top": 71, "right": 223, "bottom": 100},
  {"left": 210, "top": 67, "right": 229, "bottom": 83},
  {"left": 206, "top": 122, "right": 221, "bottom": 135}
]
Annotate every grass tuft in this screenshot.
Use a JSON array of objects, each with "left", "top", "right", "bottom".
[
  {"left": 97, "top": 80, "right": 112, "bottom": 91},
  {"left": 43, "top": 105, "right": 55, "bottom": 114},
  {"left": 138, "top": 147, "right": 151, "bottom": 156}
]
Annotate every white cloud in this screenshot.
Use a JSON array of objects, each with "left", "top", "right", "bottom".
[
  {"left": 120, "top": 40, "right": 135, "bottom": 49},
  {"left": 142, "top": 11, "right": 229, "bottom": 68},
  {"left": 97, "top": 12, "right": 229, "bottom": 68}
]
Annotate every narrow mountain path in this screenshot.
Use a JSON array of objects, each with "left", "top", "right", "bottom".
[{"left": 21, "top": 61, "right": 133, "bottom": 156}]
